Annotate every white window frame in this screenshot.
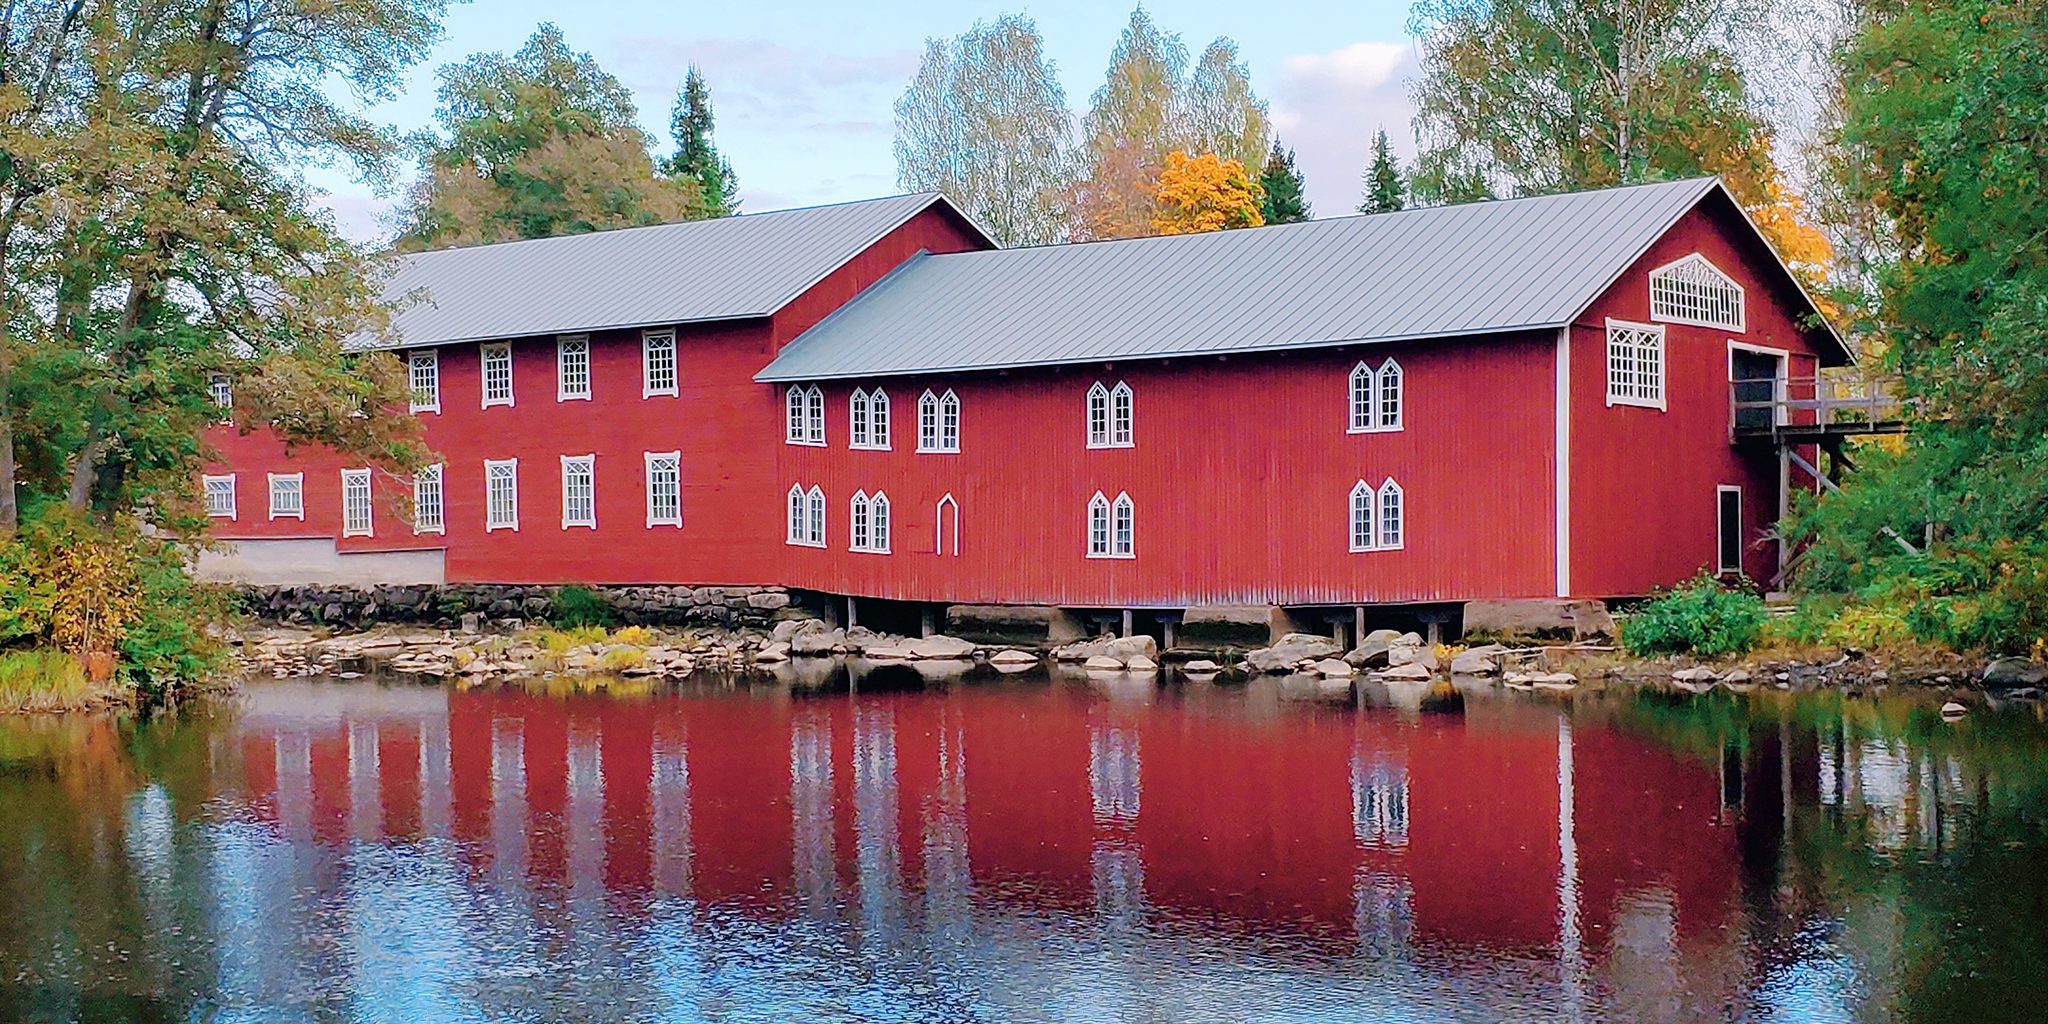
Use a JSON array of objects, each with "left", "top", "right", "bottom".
[
  {"left": 1111, "top": 491, "right": 1134, "bottom": 557},
  {"left": 1649, "top": 253, "right": 1746, "bottom": 332},
  {"left": 1087, "top": 491, "right": 1111, "bottom": 557},
  {"left": 408, "top": 350, "right": 440, "bottom": 413},
  {"left": 644, "top": 451, "right": 681, "bottom": 528},
  {"left": 786, "top": 386, "right": 826, "bottom": 446},
  {"left": 642, "top": 329, "right": 678, "bottom": 398},
  {"left": 917, "top": 389, "right": 962, "bottom": 453},
  {"left": 1350, "top": 478, "right": 1405, "bottom": 552},
  {"left": 413, "top": 464, "right": 444, "bottom": 535},
  {"left": 480, "top": 342, "right": 514, "bottom": 408},
  {"left": 560, "top": 454, "right": 596, "bottom": 529},
  {"left": 850, "top": 387, "right": 891, "bottom": 450},
  {"left": 203, "top": 474, "right": 236, "bottom": 520},
  {"left": 340, "top": 468, "right": 373, "bottom": 538},
  {"left": 851, "top": 490, "right": 871, "bottom": 551},
  {"left": 556, "top": 335, "right": 591, "bottom": 401},
  {"left": 1087, "top": 381, "right": 1135, "bottom": 449},
  {"left": 870, "top": 491, "right": 891, "bottom": 553},
  {"left": 806, "top": 486, "right": 826, "bottom": 546},
  {"left": 935, "top": 493, "right": 959, "bottom": 555},
  {"left": 267, "top": 472, "right": 303, "bottom": 521},
  {"left": 484, "top": 458, "right": 519, "bottom": 532},
  {"left": 208, "top": 374, "right": 232, "bottom": 417},
  {"left": 1087, "top": 383, "right": 1111, "bottom": 448},
  {"left": 1348, "top": 360, "right": 1405, "bottom": 433},
  {"left": 786, "top": 484, "right": 814, "bottom": 546},
  {"left": 1716, "top": 484, "right": 1744, "bottom": 575},
  {"left": 1605, "top": 319, "right": 1667, "bottom": 411}
]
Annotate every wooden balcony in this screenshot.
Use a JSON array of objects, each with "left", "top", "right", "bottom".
[{"left": 1730, "top": 370, "right": 1910, "bottom": 444}]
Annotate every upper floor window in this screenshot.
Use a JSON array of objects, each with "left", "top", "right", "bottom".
[
  {"left": 481, "top": 342, "right": 513, "bottom": 408},
  {"left": 785, "top": 384, "right": 825, "bottom": 445},
  {"left": 1350, "top": 478, "right": 1405, "bottom": 552},
  {"left": 645, "top": 451, "right": 681, "bottom": 528},
  {"left": 850, "top": 490, "right": 891, "bottom": 552},
  {"left": 203, "top": 474, "right": 236, "bottom": 519},
  {"left": 557, "top": 335, "right": 591, "bottom": 401},
  {"left": 484, "top": 458, "right": 519, "bottom": 531},
  {"left": 1605, "top": 319, "right": 1666, "bottom": 410},
  {"left": 341, "top": 468, "right": 373, "bottom": 537},
  {"left": 1648, "top": 253, "right": 1744, "bottom": 331},
  {"left": 560, "top": 454, "right": 596, "bottom": 528},
  {"left": 1348, "top": 359, "right": 1403, "bottom": 432},
  {"left": 413, "top": 464, "right": 444, "bottom": 535},
  {"left": 1087, "top": 381, "right": 1134, "bottom": 448},
  {"left": 208, "top": 374, "right": 232, "bottom": 414},
  {"left": 918, "top": 389, "right": 960, "bottom": 452},
  {"left": 408, "top": 350, "right": 440, "bottom": 413},
  {"left": 850, "top": 388, "right": 890, "bottom": 450},
  {"left": 643, "top": 329, "right": 678, "bottom": 397},
  {"left": 268, "top": 472, "right": 303, "bottom": 520},
  {"left": 1087, "top": 491, "right": 1135, "bottom": 558}
]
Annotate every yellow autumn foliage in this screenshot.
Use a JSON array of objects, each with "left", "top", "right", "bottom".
[{"left": 1150, "top": 151, "right": 1265, "bottom": 236}]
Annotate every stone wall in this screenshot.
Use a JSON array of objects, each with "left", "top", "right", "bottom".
[{"left": 234, "top": 583, "right": 794, "bottom": 630}]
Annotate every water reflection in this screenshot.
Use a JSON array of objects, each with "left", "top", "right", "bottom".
[{"left": 0, "top": 675, "right": 2043, "bottom": 1023}]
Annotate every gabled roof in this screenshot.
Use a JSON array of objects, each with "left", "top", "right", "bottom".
[
  {"left": 757, "top": 177, "right": 1843, "bottom": 382},
  {"left": 350, "top": 193, "right": 986, "bottom": 350}
]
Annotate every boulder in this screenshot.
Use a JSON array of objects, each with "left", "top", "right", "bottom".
[
  {"left": 747, "top": 591, "right": 791, "bottom": 610},
  {"left": 1376, "top": 662, "right": 1432, "bottom": 681},
  {"left": 1344, "top": 634, "right": 1396, "bottom": 668},
  {"left": 1388, "top": 644, "right": 1438, "bottom": 670},
  {"left": 1532, "top": 672, "right": 1579, "bottom": 690},
  {"left": 1982, "top": 657, "right": 2048, "bottom": 689},
  {"left": 1182, "top": 659, "right": 1221, "bottom": 673},
  {"left": 863, "top": 646, "right": 910, "bottom": 661},
  {"left": 1940, "top": 701, "right": 1968, "bottom": 719},
  {"left": 1083, "top": 655, "right": 1125, "bottom": 671},
  {"left": 771, "top": 618, "right": 827, "bottom": 643},
  {"left": 1671, "top": 666, "right": 1719, "bottom": 684},
  {"left": 753, "top": 642, "right": 791, "bottom": 663},
  {"left": 906, "top": 634, "right": 977, "bottom": 660},
  {"left": 1245, "top": 633, "right": 1344, "bottom": 673},
  {"left": 791, "top": 628, "right": 845, "bottom": 656},
  {"left": 1311, "top": 658, "right": 1356, "bottom": 679},
  {"left": 1124, "top": 654, "right": 1159, "bottom": 672},
  {"left": 988, "top": 649, "right": 1038, "bottom": 667},
  {"left": 1449, "top": 644, "right": 1507, "bottom": 676},
  {"left": 1052, "top": 634, "right": 1159, "bottom": 663}
]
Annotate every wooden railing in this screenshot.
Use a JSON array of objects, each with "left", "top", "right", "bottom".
[{"left": 1730, "top": 369, "right": 1908, "bottom": 437}]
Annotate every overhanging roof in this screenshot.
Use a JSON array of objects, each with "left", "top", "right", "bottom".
[
  {"left": 757, "top": 177, "right": 1844, "bottom": 382},
  {"left": 350, "top": 193, "right": 985, "bottom": 350}
]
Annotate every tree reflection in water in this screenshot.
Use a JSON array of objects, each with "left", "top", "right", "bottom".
[{"left": 0, "top": 674, "right": 2042, "bottom": 1023}]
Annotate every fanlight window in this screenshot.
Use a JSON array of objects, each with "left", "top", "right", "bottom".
[{"left": 1648, "top": 253, "right": 1744, "bottom": 331}]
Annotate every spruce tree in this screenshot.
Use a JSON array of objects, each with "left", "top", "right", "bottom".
[
  {"left": 1359, "top": 128, "right": 1406, "bottom": 213},
  {"left": 666, "top": 66, "right": 740, "bottom": 216},
  {"left": 1258, "top": 141, "right": 1310, "bottom": 224}
]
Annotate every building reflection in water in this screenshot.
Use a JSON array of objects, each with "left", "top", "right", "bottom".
[{"left": 16, "top": 678, "right": 2044, "bottom": 1021}]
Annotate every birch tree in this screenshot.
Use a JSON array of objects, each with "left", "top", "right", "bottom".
[
  {"left": 893, "top": 14, "right": 1075, "bottom": 246},
  {"left": 1184, "top": 40, "right": 1270, "bottom": 172}
]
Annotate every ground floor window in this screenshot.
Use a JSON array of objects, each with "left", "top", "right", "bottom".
[
  {"left": 203, "top": 474, "right": 236, "bottom": 519},
  {"left": 1087, "top": 491, "right": 1135, "bottom": 558},
  {"left": 560, "top": 454, "right": 596, "bottom": 528},
  {"left": 413, "top": 465, "right": 443, "bottom": 534},
  {"left": 268, "top": 473, "right": 303, "bottom": 520},
  {"left": 645, "top": 452, "right": 681, "bottom": 527},
  {"left": 341, "top": 468, "right": 373, "bottom": 537},
  {"left": 850, "top": 490, "right": 890, "bottom": 552},
  {"left": 485, "top": 459, "right": 518, "bottom": 531},
  {"left": 1717, "top": 485, "right": 1743, "bottom": 574}
]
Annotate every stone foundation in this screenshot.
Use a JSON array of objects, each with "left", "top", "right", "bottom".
[{"left": 233, "top": 583, "right": 795, "bottom": 630}]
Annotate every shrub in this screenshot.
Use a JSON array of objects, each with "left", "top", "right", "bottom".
[
  {"left": 1621, "top": 575, "right": 1768, "bottom": 658},
  {"left": 550, "top": 585, "right": 618, "bottom": 629},
  {"left": 0, "top": 650, "right": 92, "bottom": 712},
  {"left": 533, "top": 625, "right": 609, "bottom": 654},
  {"left": 611, "top": 625, "right": 654, "bottom": 646},
  {"left": 599, "top": 646, "right": 646, "bottom": 672}
]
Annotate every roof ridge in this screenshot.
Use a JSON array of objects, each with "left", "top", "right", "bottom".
[{"left": 386, "top": 192, "right": 945, "bottom": 261}]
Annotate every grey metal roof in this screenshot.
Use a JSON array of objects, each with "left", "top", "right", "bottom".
[
  {"left": 758, "top": 177, "right": 1822, "bottom": 382},
  {"left": 351, "top": 193, "right": 974, "bottom": 350}
]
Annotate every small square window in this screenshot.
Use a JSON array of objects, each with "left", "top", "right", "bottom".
[
  {"left": 268, "top": 473, "right": 304, "bottom": 520},
  {"left": 203, "top": 475, "right": 236, "bottom": 519}
]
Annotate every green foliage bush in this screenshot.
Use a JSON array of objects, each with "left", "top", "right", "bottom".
[
  {"left": 549, "top": 585, "right": 618, "bottom": 629},
  {"left": 1621, "top": 576, "right": 1768, "bottom": 658}
]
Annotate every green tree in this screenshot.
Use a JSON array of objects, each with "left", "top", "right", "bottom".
[
  {"left": 1359, "top": 128, "right": 1406, "bottom": 213},
  {"left": 894, "top": 15, "right": 1074, "bottom": 245},
  {"left": 400, "top": 24, "right": 705, "bottom": 248},
  {"left": 664, "top": 66, "right": 739, "bottom": 216},
  {"left": 1072, "top": 6, "right": 1191, "bottom": 239},
  {"left": 1257, "top": 142, "right": 1309, "bottom": 224},
  {"left": 1185, "top": 39, "right": 1270, "bottom": 172}
]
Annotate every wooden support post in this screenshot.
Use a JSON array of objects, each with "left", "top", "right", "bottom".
[
  {"left": 846, "top": 597, "right": 858, "bottom": 629},
  {"left": 1162, "top": 617, "right": 1179, "bottom": 651},
  {"left": 921, "top": 606, "right": 937, "bottom": 639},
  {"left": 1354, "top": 606, "right": 1367, "bottom": 645},
  {"left": 1120, "top": 608, "right": 1134, "bottom": 638}
]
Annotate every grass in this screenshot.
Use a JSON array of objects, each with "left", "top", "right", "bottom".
[
  {"left": 533, "top": 625, "right": 609, "bottom": 655},
  {"left": 0, "top": 650, "right": 110, "bottom": 713}
]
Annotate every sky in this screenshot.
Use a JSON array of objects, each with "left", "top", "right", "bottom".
[{"left": 307, "top": 0, "right": 1424, "bottom": 244}]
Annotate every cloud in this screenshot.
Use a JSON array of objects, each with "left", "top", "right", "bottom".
[{"left": 1268, "top": 41, "right": 1420, "bottom": 217}]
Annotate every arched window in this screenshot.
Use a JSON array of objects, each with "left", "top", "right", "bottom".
[
  {"left": 787, "top": 484, "right": 807, "bottom": 544},
  {"left": 1111, "top": 492, "right": 1135, "bottom": 556},
  {"left": 870, "top": 491, "right": 891, "bottom": 552},
  {"left": 850, "top": 490, "right": 871, "bottom": 551},
  {"left": 918, "top": 390, "right": 941, "bottom": 451},
  {"left": 939, "top": 389, "right": 960, "bottom": 451},
  {"left": 1648, "top": 253, "right": 1744, "bottom": 331},
  {"left": 785, "top": 387, "right": 808, "bottom": 444},
  {"left": 1349, "top": 363, "right": 1373, "bottom": 432},
  {"left": 850, "top": 389, "right": 873, "bottom": 448},
  {"left": 1087, "top": 491, "right": 1111, "bottom": 556},
  {"left": 1109, "top": 382, "right": 1134, "bottom": 446},
  {"left": 805, "top": 486, "right": 825, "bottom": 545},
  {"left": 935, "top": 494, "right": 959, "bottom": 554},
  {"left": 1350, "top": 480, "right": 1375, "bottom": 552},
  {"left": 1376, "top": 360, "right": 1402, "bottom": 430},
  {"left": 804, "top": 386, "right": 825, "bottom": 444},
  {"left": 870, "top": 389, "right": 890, "bottom": 448},
  {"left": 1377, "top": 479, "right": 1404, "bottom": 550},
  {"left": 1086, "top": 383, "right": 1111, "bottom": 447}
]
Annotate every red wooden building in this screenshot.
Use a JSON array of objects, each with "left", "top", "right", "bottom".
[{"left": 201, "top": 178, "right": 1845, "bottom": 636}]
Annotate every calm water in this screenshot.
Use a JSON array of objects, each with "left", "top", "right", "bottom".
[{"left": 1, "top": 669, "right": 2044, "bottom": 1023}]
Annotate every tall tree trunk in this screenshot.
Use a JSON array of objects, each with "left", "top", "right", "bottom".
[{"left": 0, "top": 216, "right": 18, "bottom": 535}]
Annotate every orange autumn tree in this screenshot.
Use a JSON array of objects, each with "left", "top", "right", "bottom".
[{"left": 1151, "top": 151, "right": 1265, "bottom": 235}]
